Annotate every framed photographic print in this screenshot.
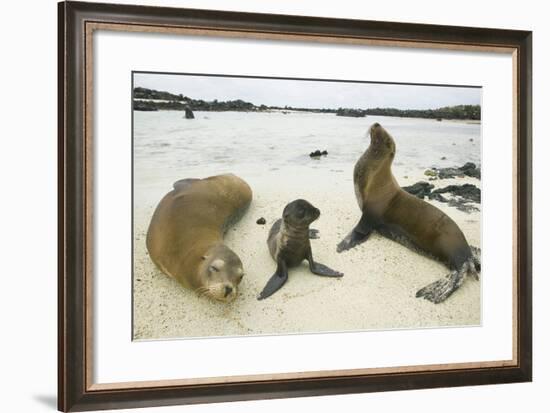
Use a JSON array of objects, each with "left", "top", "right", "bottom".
[{"left": 58, "top": 1, "right": 532, "bottom": 411}]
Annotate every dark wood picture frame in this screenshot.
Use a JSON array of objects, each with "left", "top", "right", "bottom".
[{"left": 58, "top": 1, "right": 532, "bottom": 411}]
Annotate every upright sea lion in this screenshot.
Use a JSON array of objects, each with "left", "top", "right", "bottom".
[
  {"left": 258, "top": 199, "right": 343, "bottom": 300},
  {"left": 146, "top": 174, "right": 252, "bottom": 302},
  {"left": 337, "top": 123, "right": 480, "bottom": 303}
]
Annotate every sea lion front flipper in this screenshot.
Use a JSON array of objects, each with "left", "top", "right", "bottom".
[
  {"left": 257, "top": 260, "right": 288, "bottom": 300},
  {"left": 309, "top": 229, "right": 320, "bottom": 239},
  {"left": 336, "top": 213, "right": 373, "bottom": 253},
  {"left": 307, "top": 250, "right": 344, "bottom": 277}
]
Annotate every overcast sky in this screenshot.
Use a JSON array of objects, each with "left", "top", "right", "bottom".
[{"left": 134, "top": 73, "right": 481, "bottom": 110}]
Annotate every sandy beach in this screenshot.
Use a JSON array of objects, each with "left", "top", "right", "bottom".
[{"left": 133, "top": 163, "right": 481, "bottom": 340}]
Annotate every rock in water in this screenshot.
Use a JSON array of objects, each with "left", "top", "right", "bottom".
[
  {"left": 309, "top": 150, "right": 328, "bottom": 158},
  {"left": 184, "top": 107, "right": 194, "bottom": 119}
]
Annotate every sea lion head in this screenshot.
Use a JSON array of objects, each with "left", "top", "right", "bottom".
[
  {"left": 282, "top": 199, "right": 320, "bottom": 228},
  {"left": 198, "top": 244, "right": 244, "bottom": 302},
  {"left": 367, "top": 122, "right": 396, "bottom": 164}
]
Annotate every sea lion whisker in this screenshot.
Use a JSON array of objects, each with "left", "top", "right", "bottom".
[
  {"left": 194, "top": 287, "right": 208, "bottom": 298},
  {"left": 201, "top": 287, "right": 214, "bottom": 299}
]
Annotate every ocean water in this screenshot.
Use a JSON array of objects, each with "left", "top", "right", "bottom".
[{"left": 133, "top": 111, "right": 481, "bottom": 206}]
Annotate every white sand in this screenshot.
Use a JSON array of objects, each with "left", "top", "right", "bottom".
[{"left": 133, "top": 170, "right": 480, "bottom": 340}]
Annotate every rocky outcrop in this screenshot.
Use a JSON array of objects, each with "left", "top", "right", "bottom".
[
  {"left": 336, "top": 108, "right": 367, "bottom": 118},
  {"left": 309, "top": 150, "right": 328, "bottom": 158},
  {"left": 184, "top": 107, "right": 194, "bottom": 119},
  {"left": 133, "top": 101, "right": 158, "bottom": 111},
  {"left": 403, "top": 181, "right": 480, "bottom": 213},
  {"left": 430, "top": 183, "right": 480, "bottom": 203},
  {"left": 424, "top": 162, "right": 481, "bottom": 180},
  {"left": 402, "top": 181, "right": 434, "bottom": 199}
]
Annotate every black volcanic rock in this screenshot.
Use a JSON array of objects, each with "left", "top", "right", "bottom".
[
  {"left": 430, "top": 183, "right": 480, "bottom": 203},
  {"left": 402, "top": 180, "right": 480, "bottom": 213},
  {"left": 402, "top": 181, "right": 434, "bottom": 199},
  {"left": 458, "top": 162, "right": 481, "bottom": 179},
  {"left": 425, "top": 162, "right": 481, "bottom": 180},
  {"left": 309, "top": 150, "right": 328, "bottom": 158},
  {"left": 184, "top": 107, "right": 195, "bottom": 119}
]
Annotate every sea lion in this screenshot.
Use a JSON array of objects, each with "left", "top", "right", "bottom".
[
  {"left": 337, "top": 123, "right": 480, "bottom": 303},
  {"left": 258, "top": 199, "right": 343, "bottom": 300},
  {"left": 146, "top": 174, "right": 252, "bottom": 302}
]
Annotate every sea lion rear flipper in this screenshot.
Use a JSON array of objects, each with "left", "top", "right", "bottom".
[
  {"left": 336, "top": 213, "right": 373, "bottom": 253},
  {"left": 257, "top": 261, "right": 288, "bottom": 300},
  {"left": 307, "top": 249, "right": 344, "bottom": 277},
  {"left": 173, "top": 178, "right": 200, "bottom": 191},
  {"left": 470, "top": 245, "right": 481, "bottom": 273},
  {"left": 415, "top": 261, "right": 470, "bottom": 303}
]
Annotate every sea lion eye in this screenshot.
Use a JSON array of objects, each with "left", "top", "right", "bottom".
[{"left": 209, "top": 265, "right": 219, "bottom": 272}]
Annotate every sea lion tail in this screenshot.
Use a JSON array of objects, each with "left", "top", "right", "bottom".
[{"left": 415, "top": 261, "right": 470, "bottom": 304}]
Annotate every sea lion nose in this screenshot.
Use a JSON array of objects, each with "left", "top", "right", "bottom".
[{"left": 224, "top": 286, "right": 233, "bottom": 297}]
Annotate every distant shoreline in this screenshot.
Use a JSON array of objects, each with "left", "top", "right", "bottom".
[
  {"left": 133, "top": 87, "right": 481, "bottom": 121},
  {"left": 134, "top": 107, "right": 481, "bottom": 124}
]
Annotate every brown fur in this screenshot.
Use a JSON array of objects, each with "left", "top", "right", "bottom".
[
  {"left": 339, "top": 123, "right": 479, "bottom": 303},
  {"left": 146, "top": 174, "right": 252, "bottom": 302}
]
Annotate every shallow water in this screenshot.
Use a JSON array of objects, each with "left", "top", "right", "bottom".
[{"left": 134, "top": 111, "right": 480, "bottom": 206}]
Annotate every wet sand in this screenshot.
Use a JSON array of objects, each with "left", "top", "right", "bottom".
[{"left": 133, "top": 170, "right": 481, "bottom": 340}]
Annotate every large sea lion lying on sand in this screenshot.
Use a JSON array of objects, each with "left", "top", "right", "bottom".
[{"left": 146, "top": 174, "right": 252, "bottom": 302}]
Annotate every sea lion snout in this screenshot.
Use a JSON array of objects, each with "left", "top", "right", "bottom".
[
  {"left": 368, "top": 122, "right": 396, "bottom": 157},
  {"left": 312, "top": 207, "right": 321, "bottom": 220},
  {"left": 369, "top": 122, "right": 385, "bottom": 140},
  {"left": 199, "top": 246, "right": 244, "bottom": 302}
]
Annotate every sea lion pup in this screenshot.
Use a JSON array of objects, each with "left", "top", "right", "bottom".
[
  {"left": 258, "top": 199, "right": 343, "bottom": 300},
  {"left": 337, "top": 123, "right": 480, "bottom": 303},
  {"left": 146, "top": 174, "right": 252, "bottom": 302}
]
